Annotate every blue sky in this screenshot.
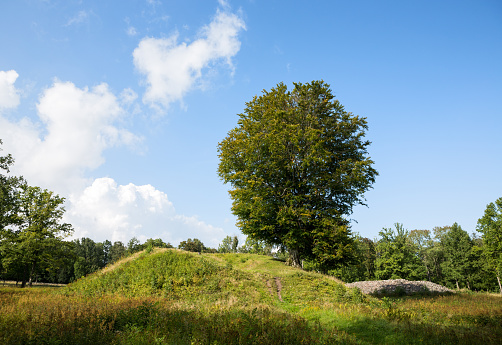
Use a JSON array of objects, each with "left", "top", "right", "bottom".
[{"left": 1, "top": 0, "right": 501, "bottom": 247}]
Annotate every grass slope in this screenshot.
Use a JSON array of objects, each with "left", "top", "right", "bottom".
[
  {"left": 1, "top": 249, "right": 501, "bottom": 344},
  {"left": 66, "top": 249, "right": 364, "bottom": 304}
]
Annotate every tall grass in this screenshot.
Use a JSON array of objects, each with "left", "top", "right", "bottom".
[
  {"left": 0, "top": 287, "right": 351, "bottom": 344},
  {"left": 1, "top": 250, "right": 501, "bottom": 344}
]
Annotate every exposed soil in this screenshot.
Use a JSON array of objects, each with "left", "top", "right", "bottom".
[
  {"left": 274, "top": 277, "right": 283, "bottom": 302},
  {"left": 266, "top": 277, "right": 284, "bottom": 302}
]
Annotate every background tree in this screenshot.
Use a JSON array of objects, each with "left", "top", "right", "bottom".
[
  {"left": 326, "top": 235, "right": 376, "bottom": 282},
  {"left": 374, "top": 223, "right": 424, "bottom": 280},
  {"left": 73, "top": 238, "right": 106, "bottom": 279},
  {"left": 469, "top": 236, "right": 499, "bottom": 291},
  {"left": 477, "top": 197, "right": 502, "bottom": 293},
  {"left": 218, "top": 235, "right": 239, "bottom": 253},
  {"left": 109, "top": 241, "right": 127, "bottom": 263},
  {"left": 408, "top": 229, "right": 439, "bottom": 282},
  {"left": 143, "top": 238, "right": 172, "bottom": 250},
  {"left": 440, "top": 223, "right": 472, "bottom": 290},
  {"left": 178, "top": 238, "right": 212, "bottom": 253},
  {"left": 44, "top": 240, "right": 75, "bottom": 284},
  {"left": 127, "top": 237, "right": 142, "bottom": 255},
  {"left": 238, "top": 237, "right": 273, "bottom": 256},
  {"left": 218, "top": 80, "right": 377, "bottom": 268}
]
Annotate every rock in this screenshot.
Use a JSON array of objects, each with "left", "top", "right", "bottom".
[{"left": 345, "top": 279, "right": 454, "bottom": 295}]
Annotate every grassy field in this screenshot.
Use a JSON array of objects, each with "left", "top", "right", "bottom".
[{"left": 1, "top": 248, "right": 501, "bottom": 344}]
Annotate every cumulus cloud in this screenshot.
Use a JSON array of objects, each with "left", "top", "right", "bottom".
[
  {"left": 67, "top": 177, "right": 225, "bottom": 247},
  {"left": 1, "top": 79, "right": 141, "bottom": 194},
  {"left": 0, "top": 70, "right": 21, "bottom": 110},
  {"left": 0, "top": 71, "right": 226, "bottom": 247},
  {"left": 133, "top": 8, "right": 245, "bottom": 110}
]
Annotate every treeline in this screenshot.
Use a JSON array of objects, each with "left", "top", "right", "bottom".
[
  {"left": 326, "top": 222, "right": 501, "bottom": 292},
  {"left": 2, "top": 139, "right": 501, "bottom": 292},
  {"left": 0, "top": 237, "right": 171, "bottom": 285},
  {"left": 0, "top": 234, "right": 268, "bottom": 285},
  {"left": 219, "top": 220, "right": 502, "bottom": 293}
]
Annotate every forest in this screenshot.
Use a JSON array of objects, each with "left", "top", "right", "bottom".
[{"left": 1, "top": 213, "right": 502, "bottom": 294}]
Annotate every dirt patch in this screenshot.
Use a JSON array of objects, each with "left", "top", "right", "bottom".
[
  {"left": 265, "top": 277, "right": 284, "bottom": 302},
  {"left": 275, "top": 277, "right": 283, "bottom": 302},
  {"left": 266, "top": 280, "right": 274, "bottom": 296}
]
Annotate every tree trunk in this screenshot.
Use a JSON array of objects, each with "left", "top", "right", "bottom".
[
  {"left": 21, "top": 269, "right": 27, "bottom": 288},
  {"left": 424, "top": 262, "right": 431, "bottom": 281},
  {"left": 286, "top": 249, "right": 302, "bottom": 268},
  {"left": 28, "top": 261, "right": 36, "bottom": 287},
  {"left": 455, "top": 279, "right": 459, "bottom": 290},
  {"left": 497, "top": 275, "right": 502, "bottom": 294}
]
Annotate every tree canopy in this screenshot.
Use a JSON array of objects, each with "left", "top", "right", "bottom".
[
  {"left": 217, "top": 80, "right": 377, "bottom": 267},
  {"left": 0, "top": 139, "right": 24, "bottom": 231}
]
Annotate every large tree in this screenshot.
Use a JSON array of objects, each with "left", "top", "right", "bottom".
[
  {"left": 477, "top": 197, "right": 502, "bottom": 293},
  {"left": 217, "top": 80, "right": 377, "bottom": 267}
]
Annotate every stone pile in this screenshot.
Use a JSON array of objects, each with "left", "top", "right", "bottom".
[{"left": 345, "top": 279, "right": 454, "bottom": 295}]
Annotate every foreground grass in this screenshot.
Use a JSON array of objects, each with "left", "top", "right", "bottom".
[
  {"left": 1, "top": 250, "right": 501, "bottom": 344},
  {"left": 0, "top": 288, "right": 348, "bottom": 344}
]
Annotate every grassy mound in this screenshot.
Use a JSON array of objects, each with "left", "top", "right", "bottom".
[
  {"left": 64, "top": 248, "right": 364, "bottom": 306},
  {"left": 66, "top": 249, "right": 265, "bottom": 303}
]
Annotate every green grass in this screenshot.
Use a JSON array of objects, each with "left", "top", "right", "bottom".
[{"left": 1, "top": 249, "right": 501, "bottom": 344}]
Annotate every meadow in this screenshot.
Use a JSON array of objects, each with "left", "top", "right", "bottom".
[{"left": 0, "top": 248, "right": 501, "bottom": 344}]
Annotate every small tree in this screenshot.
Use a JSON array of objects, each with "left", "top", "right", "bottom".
[{"left": 218, "top": 81, "right": 377, "bottom": 268}]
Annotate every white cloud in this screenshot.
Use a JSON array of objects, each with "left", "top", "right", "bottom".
[
  {"left": 65, "top": 10, "right": 89, "bottom": 26},
  {"left": 218, "top": 0, "right": 231, "bottom": 11},
  {"left": 0, "top": 70, "right": 21, "bottom": 110},
  {"left": 0, "top": 70, "right": 227, "bottom": 248},
  {"left": 1, "top": 79, "right": 141, "bottom": 194},
  {"left": 133, "top": 8, "right": 245, "bottom": 111},
  {"left": 127, "top": 26, "right": 138, "bottom": 36},
  {"left": 120, "top": 88, "right": 138, "bottom": 104},
  {"left": 67, "top": 177, "right": 225, "bottom": 247}
]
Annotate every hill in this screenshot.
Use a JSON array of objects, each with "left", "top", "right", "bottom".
[{"left": 65, "top": 248, "right": 365, "bottom": 306}]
